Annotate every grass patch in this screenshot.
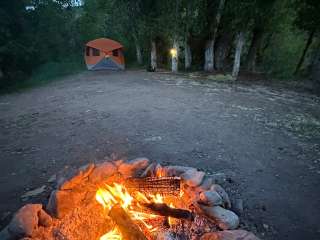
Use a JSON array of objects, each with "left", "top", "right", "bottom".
[
  {"left": 206, "top": 74, "right": 234, "bottom": 82},
  {"left": 0, "top": 59, "right": 84, "bottom": 94},
  {"left": 125, "top": 61, "right": 147, "bottom": 70},
  {"left": 262, "top": 113, "right": 320, "bottom": 139},
  {"left": 284, "top": 114, "right": 320, "bottom": 138}
]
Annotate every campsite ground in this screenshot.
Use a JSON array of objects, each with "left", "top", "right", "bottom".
[{"left": 0, "top": 70, "right": 319, "bottom": 239}]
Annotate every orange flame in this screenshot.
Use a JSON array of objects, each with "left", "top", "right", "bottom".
[
  {"left": 96, "top": 182, "right": 179, "bottom": 239},
  {"left": 100, "top": 228, "right": 121, "bottom": 240}
]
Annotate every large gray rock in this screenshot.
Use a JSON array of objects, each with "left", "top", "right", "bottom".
[
  {"left": 197, "top": 176, "right": 214, "bottom": 192},
  {"left": 207, "top": 173, "right": 227, "bottom": 184},
  {"left": 200, "top": 205, "right": 239, "bottom": 230},
  {"left": 0, "top": 227, "right": 11, "bottom": 240},
  {"left": 38, "top": 209, "right": 52, "bottom": 227},
  {"left": 232, "top": 198, "right": 244, "bottom": 216},
  {"left": 8, "top": 204, "right": 42, "bottom": 238},
  {"left": 118, "top": 157, "right": 149, "bottom": 177},
  {"left": 21, "top": 185, "right": 46, "bottom": 200},
  {"left": 89, "top": 161, "right": 117, "bottom": 183},
  {"left": 140, "top": 162, "right": 157, "bottom": 177},
  {"left": 210, "top": 184, "right": 231, "bottom": 209},
  {"left": 157, "top": 165, "right": 196, "bottom": 177},
  {"left": 46, "top": 189, "right": 86, "bottom": 219},
  {"left": 183, "top": 185, "right": 200, "bottom": 203},
  {"left": 181, "top": 169, "right": 205, "bottom": 187},
  {"left": 112, "top": 159, "right": 124, "bottom": 167},
  {"left": 200, "top": 230, "right": 260, "bottom": 240},
  {"left": 199, "top": 190, "right": 223, "bottom": 206},
  {"left": 58, "top": 163, "right": 95, "bottom": 190}
]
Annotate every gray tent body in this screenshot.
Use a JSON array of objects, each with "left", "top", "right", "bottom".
[{"left": 88, "top": 57, "right": 125, "bottom": 71}]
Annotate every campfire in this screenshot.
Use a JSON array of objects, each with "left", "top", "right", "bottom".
[
  {"left": 95, "top": 177, "right": 193, "bottom": 240},
  {"left": 0, "top": 158, "right": 260, "bottom": 240}
]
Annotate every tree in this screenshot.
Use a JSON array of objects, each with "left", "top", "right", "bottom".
[
  {"left": 122, "top": 0, "right": 147, "bottom": 65},
  {"left": 245, "top": 0, "right": 277, "bottom": 72},
  {"left": 1, "top": 0, "right": 318, "bottom": 88},
  {"left": 0, "top": 0, "right": 81, "bottom": 83},
  {"left": 142, "top": 0, "right": 165, "bottom": 70},
  {"left": 171, "top": 0, "right": 180, "bottom": 72},
  {"left": 232, "top": 31, "right": 245, "bottom": 78},
  {"left": 228, "top": 0, "right": 255, "bottom": 79},
  {"left": 311, "top": 43, "right": 320, "bottom": 84},
  {"left": 0, "top": 0, "right": 30, "bottom": 80},
  {"left": 203, "top": 0, "right": 225, "bottom": 72},
  {"left": 294, "top": 0, "right": 320, "bottom": 75},
  {"left": 183, "top": 0, "right": 192, "bottom": 70},
  {"left": 181, "top": 0, "right": 203, "bottom": 70}
]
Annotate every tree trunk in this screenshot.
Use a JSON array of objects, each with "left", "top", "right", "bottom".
[
  {"left": 312, "top": 46, "right": 320, "bottom": 84},
  {"left": 135, "top": 43, "right": 143, "bottom": 65},
  {"left": 204, "top": 40, "right": 214, "bottom": 72},
  {"left": 185, "top": 38, "right": 192, "bottom": 70},
  {"left": 215, "top": 32, "right": 232, "bottom": 70},
  {"left": 232, "top": 31, "right": 245, "bottom": 79},
  {"left": 171, "top": 39, "right": 179, "bottom": 73},
  {"left": 257, "top": 32, "right": 273, "bottom": 65},
  {"left": 150, "top": 40, "right": 157, "bottom": 70},
  {"left": 294, "top": 29, "right": 315, "bottom": 75},
  {"left": 261, "top": 32, "right": 273, "bottom": 55},
  {"left": 184, "top": 1, "right": 192, "bottom": 71},
  {"left": 246, "top": 27, "right": 264, "bottom": 72},
  {"left": 204, "top": 0, "right": 225, "bottom": 72}
]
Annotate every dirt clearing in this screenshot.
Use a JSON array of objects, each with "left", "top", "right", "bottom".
[{"left": 0, "top": 70, "right": 319, "bottom": 239}]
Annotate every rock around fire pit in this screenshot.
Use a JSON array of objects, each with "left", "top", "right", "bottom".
[{"left": 0, "top": 157, "right": 260, "bottom": 240}]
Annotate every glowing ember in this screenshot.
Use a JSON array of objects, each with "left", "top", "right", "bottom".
[
  {"left": 100, "top": 228, "right": 121, "bottom": 240},
  {"left": 96, "top": 182, "right": 179, "bottom": 239}
]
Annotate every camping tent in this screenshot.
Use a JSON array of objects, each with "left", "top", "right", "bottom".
[{"left": 84, "top": 38, "right": 125, "bottom": 70}]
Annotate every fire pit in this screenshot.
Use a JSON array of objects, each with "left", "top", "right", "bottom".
[{"left": 0, "top": 158, "right": 260, "bottom": 240}]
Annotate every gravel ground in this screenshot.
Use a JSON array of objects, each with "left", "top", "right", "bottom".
[{"left": 0, "top": 70, "right": 319, "bottom": 239}]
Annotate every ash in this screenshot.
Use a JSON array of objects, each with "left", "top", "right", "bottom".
[{"left": 155, "top": 215, "right": 218, "bottom": 240}]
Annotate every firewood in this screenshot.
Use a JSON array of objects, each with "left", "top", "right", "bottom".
[
  {"left": 125, "top": 177, "right": 180, "bottom": 195},
  {"left": 143, "top": 202, "right": 195, "bottom": 221},
  {"left": 109, "top": 204, "right": 148, "bottom": 240}
]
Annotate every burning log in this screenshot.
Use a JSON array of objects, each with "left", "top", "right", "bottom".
[
  {"left": 143, "top": 202, "right": 195, "bottom": 221},
  {"left": 125, "top": 177, "right": 181, "bottom": 196},
  {"left": 109, "top": 204, "right": 148, "bottom": 240}
]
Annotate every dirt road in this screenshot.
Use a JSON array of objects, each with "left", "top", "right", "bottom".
[{"left": 0, "top": 70, "right": 319, "bottom": 239}]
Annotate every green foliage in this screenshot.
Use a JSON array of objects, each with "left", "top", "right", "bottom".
[
  {"left": 0, "top": 0, "right": 33, "bottom": 78},
  {"left": 0, "top": 58, "right": 84, "bottom": 93},
  {"left": 294, "top": 0, "right": 320, "bottom": 32},
  {"left": 30, "top": 59, "right": 84, "bottom": 83},
  {"left": 0, "top": 0, "right": 85, "bottom": 90},
  {"left": 0, "top": 0, "right": 319, "bottom": 89},
  {"left": 261, "top": 4, "right": 307, "bottom": 79},
  {"left": 263, "top": 28, "right": 305, "bottom": 79}
]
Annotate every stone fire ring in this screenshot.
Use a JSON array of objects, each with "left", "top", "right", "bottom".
[{"left": 0, "top": 157, "right": 260, "bottom": 240}]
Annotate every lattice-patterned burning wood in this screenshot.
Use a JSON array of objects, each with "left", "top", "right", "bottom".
[{"left": 125, "top": 177, "right": 181, "bottom": 196}]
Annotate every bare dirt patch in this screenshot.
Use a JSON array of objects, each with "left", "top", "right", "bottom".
[{"left": 0, "top": 70, "right": 319, "bottom": 239}]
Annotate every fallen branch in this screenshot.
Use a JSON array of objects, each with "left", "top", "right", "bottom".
[
  {"left": 109, "top": 204, "right": 148, "bottom": 240},
  {"left": 143, "top": 202, "right": 194, "bottom": 221}
]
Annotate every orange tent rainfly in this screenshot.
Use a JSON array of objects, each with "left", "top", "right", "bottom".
[{"left": 85, "top": 38, "right": 125, "bottom": 70}]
